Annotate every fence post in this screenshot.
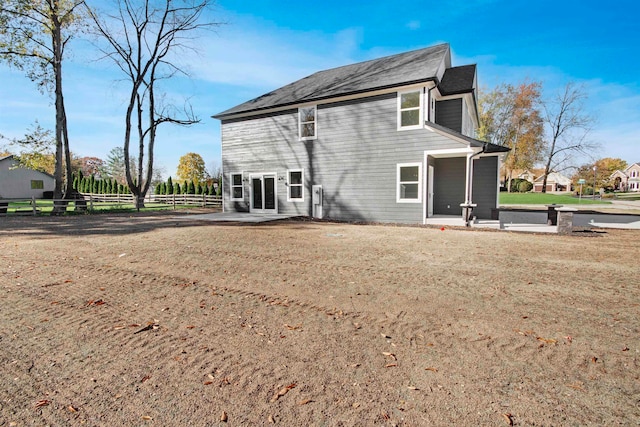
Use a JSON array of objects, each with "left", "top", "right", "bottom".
[
  {"left": 32, "top": 196, "right": 37, "bottom": 216},
  {"left": 89, "top": 195, "right": 94, "bottom": 211},
  {"left": 173, "top": 193, "right": 176, "bottom": 210}
]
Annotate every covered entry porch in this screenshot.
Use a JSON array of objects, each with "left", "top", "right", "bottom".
[{"left": 423, "top": 147, "right": 502, "bottom": 225}]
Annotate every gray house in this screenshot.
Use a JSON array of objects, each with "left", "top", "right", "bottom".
[
  {"left": 0, "top": 154, "right": 55, "bottom": 199},
  {"left": 213, "top": 43, "right": 508, "bottom": 224}
]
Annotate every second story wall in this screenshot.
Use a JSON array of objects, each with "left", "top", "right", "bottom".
[{"left": 221, "top": 91, "right": 475, "bottom": 222}]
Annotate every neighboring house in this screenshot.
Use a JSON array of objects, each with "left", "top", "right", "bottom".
[
  {"left": 213, "top": 43, "right": 509, "bottom": 224},
  {"left": 610, "top": 163, "right": 640, "bottom": 192},
  {"left": 0, "top": 155, "right": 55, "bottom": 199},
  {"left": 517, "top": 170, "right": 536, "bottom": 183},
  {"left": 532, "top": 172, "right": 572, "bottom": 192}
]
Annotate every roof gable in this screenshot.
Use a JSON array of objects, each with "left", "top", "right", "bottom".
[
  {"left": 214, "top": 43, "right": 451, "bottom": 119},
  {"left": 437, "top": 64, "right": 476, "bottom": 96}
]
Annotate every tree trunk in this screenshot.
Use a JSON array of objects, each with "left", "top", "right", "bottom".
[{"left": 51, "top": 8, "right": 65, "bottom": 213}]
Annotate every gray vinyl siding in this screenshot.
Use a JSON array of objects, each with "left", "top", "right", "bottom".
[
  {"left": 435, "top": 98, "right": 462, "bottom": 133},
  {"left": 471, "top": 157, "right": 498, "bottom": 219},
  {"left": 432, "top": 157, "right": 465, "bottom": 216},
  {"left": 221, "top": 92, "right": 486, "bottom": 223}
]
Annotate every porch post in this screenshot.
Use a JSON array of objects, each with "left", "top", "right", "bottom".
[{"left": 464, "top": 152, "right": 473, "bottom": 205}]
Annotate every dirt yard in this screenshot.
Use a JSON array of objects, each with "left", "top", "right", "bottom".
[{"left": 0, "top": 212, "right": 638, "bottom": 426}]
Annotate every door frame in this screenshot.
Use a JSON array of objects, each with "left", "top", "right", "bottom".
[
  {"left": 249, "top": 172, "right": 278, "bottom": 213},
  {"left": 427, "top": 165, "right": 434, "bottom": 217}
]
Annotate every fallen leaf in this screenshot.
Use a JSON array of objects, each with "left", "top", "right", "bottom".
[
  {"left": 220, "top": 411, "right": 228, "bottom": 422},
  {"left": 268, "top": 414, "right": 275, "bottom": 423},
  {"left": 565, "top": 336, "right": 573, "bottom": 343},
  {"left": 502, "top": 413, "right": 513, "bottom": 426},
  {"left": 536, "top": 337, "right": 557, "bottom": 345},
  {"left": 186, "top": 325, "right": 195, "bottom": 329},
  {"left": 407, "top": 386, "right": 419, "bottom": 390},
  {"left": 381, "top": 333, "right": 391, "bottom": 339},
  {"left": 204, "top": 381, "right": 213, "bottom": 385},
  {"left": 425, "top": 367, "right": 438, "bottom": 372},
  {"left": 208, "top": 374, "right": 214, "bottom": 380},
  {"left": 141, "top": 375, "right": 150, "bottom": 383},
  {"left": 113, "top": 325, "right": 126, "bottom": 330},
  {"left": 67, "top": 405, "right": 78, "bottom": 413},
  {"left": 298, "top": 399, "right": 313, "bottom": 405},
  {"left": 385, "top": 363, "right": 397, "bottom": 368},
  {"left": 270, "top": 383, "right": 296, "bottom": 402},
  {"left": 352, "top": 402, "right": 360, "bottom": 408},
  {"left": 622, "top": 346, "right": 629, "bottom": 351},
  {"left": 86, "top": 299, "right": 105, "bottom": 307},
  {"left": 591, "top": 356, "right": 598, "bottom": 363},
  {"left": 351, "top": 363, "right": 361, "bottom": 368},
  {"left": 285, "top": 324, "right": 302, "bottom": 330},
  {"left": 134, "top": 324, "right": 159, "bottom": 334},
  {"left": 142, "top": 415, "right": 152, "bottom": 421},
  {"left": 566, "top": 381, "right": 584, "bottom": 390},
  {"left": 34, "top": 399, "right": 50, "bottom": 409},
  {"left": 382, "top": 352, "right": 397, "bottom": 360}
]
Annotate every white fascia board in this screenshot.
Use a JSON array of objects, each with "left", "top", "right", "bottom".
[{"left": 424, "top": 147, "right": 475, "bottom": 157}]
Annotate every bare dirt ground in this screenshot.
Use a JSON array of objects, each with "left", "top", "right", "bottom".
[{"left": 1, "top": 212, "right": 638, "bottom": 426}]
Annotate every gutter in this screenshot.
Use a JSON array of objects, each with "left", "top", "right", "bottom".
[{"left": 462, "top": 141, "right": 488, "bottom": 227}]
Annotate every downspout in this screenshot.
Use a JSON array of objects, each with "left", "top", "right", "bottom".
[{"left": 462, "top": 142, "right": 488, "bottom": 227}]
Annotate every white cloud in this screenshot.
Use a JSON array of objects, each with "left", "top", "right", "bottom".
[
  {"left": 406, "top": 20, "right": 421, "bottom": 30},
  {"left": 182, "top": 18, "right": 363, "bottom": 90}
]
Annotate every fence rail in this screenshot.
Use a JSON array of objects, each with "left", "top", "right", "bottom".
[{"left": 0, "top": 193, "right": 222, "bottom": 216}]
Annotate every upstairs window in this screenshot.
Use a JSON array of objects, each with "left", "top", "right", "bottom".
[
  {"left": 299, "top": 106, "right": 317, "bottom": 140},
  {"left": 287, "top": 169, "right": 304, "bottom": 201},
  {"left": 230, "top": 173, "right": 244, "bottom": 200},
  {"left": 398, "top": 90, "right": 423, "bottom": 130},
  {"left": 397, "top": 163, "right": 422, "bottom": 203},
  {"left": 632, "top": 170, "right": 638, "bottom": 178}
]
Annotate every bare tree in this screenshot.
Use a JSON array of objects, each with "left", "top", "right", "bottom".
[
  {"left": 85, "top": 0, "right": 221, "bottom": 208},
  {"left": 540, "top": 83, "right": 597, "bottom": 193},
  {"left": 0, "top": 0, "right": 86, "bottom": 205}
]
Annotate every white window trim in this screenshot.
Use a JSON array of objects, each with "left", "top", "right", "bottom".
[
  {"left": 230, "top": 172, "right": 244, "bottom": 201},
  {"left": 397, "top": 89, "right": 424, "bottom": 131},
  {"left": 298, "top": 105, "right": 317, "bottom": 141},
  {"left": 397, "top": 162, "right": 423, "bottom": 203},
  {"left": 287, "top": 169, "right": 304, "bottom": 202}
]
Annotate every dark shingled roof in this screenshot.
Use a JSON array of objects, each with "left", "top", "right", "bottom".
[
  {"left": 437, "top": 64, "right": 476, "bottom": 96},
  {"left": 214, "top": 43, "right": 451, "bottom": 119}
]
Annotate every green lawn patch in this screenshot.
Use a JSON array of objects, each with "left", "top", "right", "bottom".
[{"left": 499, "top": 193, "right": 610, "bottom": 205}]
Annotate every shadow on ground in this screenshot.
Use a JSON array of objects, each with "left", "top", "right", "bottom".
[{"left": 0, "top": 211, "right": 316, "bottom": 238}]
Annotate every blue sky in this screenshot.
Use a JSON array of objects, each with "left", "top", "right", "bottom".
[{"left": 1, "top": 0, "right": 638, "bottom": 178}]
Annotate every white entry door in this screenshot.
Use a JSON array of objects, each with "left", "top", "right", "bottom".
[
  {"left": 250, "top": 173, "right": 277, "bottom": 213},
  {"left": 427, "top": 165, "right": 434, "bottom": 217}
]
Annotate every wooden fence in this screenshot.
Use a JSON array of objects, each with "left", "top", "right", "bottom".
[{"left": 0, "top": 193, "right": 222, "bottom": 216}]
